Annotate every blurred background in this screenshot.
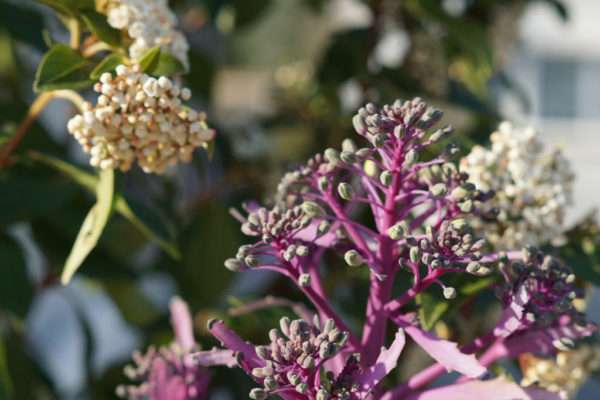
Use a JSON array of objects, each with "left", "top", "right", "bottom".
[{"left": 0, "top": 0, "right": 599, "bottom": 399}]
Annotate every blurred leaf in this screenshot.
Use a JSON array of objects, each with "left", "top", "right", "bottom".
[
  {"left": 318, "top": 28, "right": 369, "bottom": 85},
  {"left": 103, "top": 279, "right": 161, "bottom": 325},
  {"left": 0, "top": 336, "right": 11, "bottom": 399},
  {"left": 232, "top": 0, "right": 272, "bottom": 28},
  {"left": 90, "top": 53, "right": 126, "bottom": 80},
  {"left": 178, "top": 204, "right": 240, "bottom": 308},
  {"left": 29, "top": 152, "right": 180, "bottom": 258},
  {"left": 36, "top": 0, "right": 94, "bottom": 16},
  {"left": 81, "top": 10, "right": 121, "bottom": 46},
  {"left": 62, "top": 168, "right": 114, "bottom": 284},
  {"left": 139, "top": 46, "right": 186, "bottom": 76},
  {"left": 555, "top": 213, "right": 600, "bottom": 286},
  {"left": 139, "top": 46, "right": 161, "bottom": 72},
  {"left": 417, "top": 291, "right": 449, "bottom": 330},
  {"left": 0, "top": 174, "right": 75, "bottom": 226},
  {"left": 0, "top": 1, "right": 46, "bottom": 51},
  {"left": 0, "top": 234, "right": 32, "bottom": 318},
  {"left": 34, "top": 44, "right": 94, "bottom": 92}
]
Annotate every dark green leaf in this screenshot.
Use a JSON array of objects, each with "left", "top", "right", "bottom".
[
  {"left": 90, "top": 53, "right": 126, "bottom": 80},
  {"left": 417, "top": 291, "right": 449, "bottom": 330},
  {"left": 0, "top": 335, "right": 11, "bottom": 399},
  {"left": 0, "top": 234, "right": 32, "bottom": 318},
  {"left": 139, "top": 46, "right": 186, "bottom": 76},
  {"left": 0, "top": 1, "right": 46, "bottom": 51},
  {"left": 34, "top": 44, "right": 94, "bottom": 92},
  {"left": 81, "top": 10, "right": 121, "bottom": 47},
  {"left": 138, "top": 46, "right": 161, "bottom": 72}
]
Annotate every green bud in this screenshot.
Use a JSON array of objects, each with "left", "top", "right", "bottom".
[
  {"left": 394, "top": 124, "right": 407, "bottom": 139},
  {"left": 430, "top": 183, "right": 447, "bottom": 197},
  {"left": 337, "top": 182, "right": 354, "bottom": 200},
  {"left": 403, "top": 150, "right": 418, "bottom": 168},
  {"left": 373, "top": 134, "right": 386, "bottom": 148},
  {"left": 324, "top": 148, "right": 340, "bottom": 164},
  {"left": 450, "top": 219, "right": 468, "bottom": 232},
  {"left": 249, "top": 388, "right": 268, "bottom": 400},
  {"left": 318, "top": 176, "right": 329, "bottom": 191},
  {"left": 224, "top": 258, "right": 244, "bottom": 272},
  {"left": 298, "top": 273, "right": 311, "bottom": 287},
  {"left": 342, "top": 138, "right": 357, "bottom": 153},
  {"left": 450, "top": 186, "right": 470, "bottom": 201},
  {"left": 340, "top": 151, "right": 356, "bottom": 164},
  {"left": 380, "top": 170, "right": 392, "bottom": 186},
  {"left": 443, "top": 286, "right": 457, "bottom": 299},
  {"left": 295, "top": 383, "right": 308, "bottom": 394},
  {"left": 387, "top": 222, "right": 406, "bottom": 240},
  {"left": 355, "top": 148, "right": 371, "bottom": 158},
  {"left": 264, "top": 376, "right": 278, "bottom": 390},
  {"left": 459, "top": 200, "right": 473, "bottom": 213},
  {"left": 302, "top": 201, "right": 325, "bottom": 217},
  {"left": 409, "top": 246, "right": 421, "bottom": 263},
  {"left": 344, "top": 249, "right": 364, "bottom": 267}
]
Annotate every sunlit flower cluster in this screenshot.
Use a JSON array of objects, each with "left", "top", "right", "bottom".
[
  {"left": 106, "top": 0, "right": 189, "bottom": 67},
  {"left": 66, "top": 64, "right": 214, "bottom": 174},
  {"left": 461, "top": 122, "right": 574, "bottom": 249},
  {"left": 520, "top": 345, "right": 600, "bottom": 399}
]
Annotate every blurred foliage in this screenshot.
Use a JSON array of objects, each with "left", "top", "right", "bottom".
[{"left": 0, "top": 0, "right": 598, "bottom": 399}]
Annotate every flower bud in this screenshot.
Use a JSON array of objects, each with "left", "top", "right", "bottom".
[
  {"left": 430, "top": 183, "right": 447, "bottom": 197},
  {"left": 324, "top": 148, "right": 340, "bottom": 165},
  {"left": 302, "top": 201, "right": 325, "bottom": 217},
  {"left": 380, "top": 170, "right": 392, "bottom": 186},
  {"left": 387, "top": 222, "right": 407, "bottom": 240},
  {"left": 249, "top": 388, "right": 268, "bottom": 400},
  {"left": 340, "top": 151, "right": 356, "bottom": 164},
  {"left": 443, "top": 286, "right": 457, "bottom": 299},
  {"left": 224, "top": 258, "right": 244, "bottom": 272},
  {"left": 403, "top": 150, "right": 418, "bottom": 168},
  {"left": 298, "top": 273, "right": 311, "bottom": 287},
  {"left": 337, "top": 182, "right": 354, "bottom": 201},
  {"left": 344, "top": 250, "right": 364, "bottom": 267}
]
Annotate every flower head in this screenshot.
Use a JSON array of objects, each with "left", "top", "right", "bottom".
[
  {"left": 461, "top": 122, "right": 574, "bottom": 249},
  {"left": 117, "top": 297, "right": 210, "bottom": 400},
  {"left": 106, "top": 0, "right": 189, "bottom": 67},
  {"left": 67, "top": 65, "right": 214, "bottom": 174}
]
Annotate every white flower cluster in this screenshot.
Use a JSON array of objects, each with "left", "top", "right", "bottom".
[
  {"left": 106, "top": 0, "right": 189, "bottom": 67},
  {"left": 460, "top": 122, "right": 574, "bottom": 249},
  {"left": 67, "top": 65, "right": 214, "bottom": 174},
  {"left": 520, "top": 347, "right": 600, "bottom": 399}
]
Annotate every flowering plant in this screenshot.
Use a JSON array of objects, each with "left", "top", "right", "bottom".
[{"left": 119, "top": 98, "right": 594, "bottom": 399}]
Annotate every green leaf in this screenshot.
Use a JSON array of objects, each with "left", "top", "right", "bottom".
[
  {"left": 90, "top": 53, "right": 126, "bottom": 80},
  {"left": 34, "top": 44, "right": 94, "bottom": 92},
  {"left": 36, "top": 0, "right": 94, "bottom": 16},
  {"left": 61, "top": 168, "right": 115, "bottom": 284},
  {"left": 139, "top": 46, "right": 185, "bottom": 76},
  {"left": 29, "top": 152, "right": 181, "bottom": 259},
  {"left": 81, "top": 10, "right": 121, "bottom": 47},
  {"left": 417, "top": 291, "right": 449, "bottom": 330},
  {"left": 138, "top": 46, "right": 161, "bottom": 72},
  {"left": 0, "top": 234, "right": 32, "bottom": 318}
]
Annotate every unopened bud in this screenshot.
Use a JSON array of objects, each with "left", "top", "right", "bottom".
[
  {"left": 298, "top": 273, "right": 311, "bottom": 287},
  {"left": 324, "top": 148, "right": 340, "bottom": 164},
  {"left": 249, "top": 388, "right": 267, "bottom": 400},
  {"left": 302, "top": 201, "right": 325, "bottom": 217},
  {"left": 443, "top": 286, "right": 457, "bottom": 299},
  {"left": 430, "top": 183, "right": 447, "bottom": 197},
  {"left": 403, "top": 150, "right": 418, "bottom": 168},
  {"left": 318, "top": 176, "right": 329, "bottom": 191},
  {"left": 344, "top": 249, "right": 364, "bottom": 267},
  {"left": 224, "top": 258, "right": 244, "bottom": 272},
  {"left": 340, "top": 151, "right": 356, "bottom": 164},
  {"left": 342, "top": 138, "right": 357, "bottom": 153},
  {"left": 409, "top": 246, "right": 421, "bottom": 263},
  {"left": 380, "top": 170, "right": 392, "bottom": 186},
  {"left": 337, "top": 182, "right": 354, "bottom": 200},
  {"left": 387, "top": 222, "right": 407, "bottom": 240}
]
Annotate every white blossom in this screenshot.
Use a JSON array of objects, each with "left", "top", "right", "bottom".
[
  {"left": 460, "top": 122, "right": 574, "bottom": 249},
  {"left": 106, "top": 0, "right": 189, "bottom": 68},
  {"left": 67, "top": 65, "right": 214, "bottom": 174}
]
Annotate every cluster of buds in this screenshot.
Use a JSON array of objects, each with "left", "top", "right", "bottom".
[
  {"left": 496, "top": 247, "right": 584, "bottom": 335},
  {"left": 105, "top": 0, "right": 189, "bottom": 67},
  {"left": 461, "top": 122, "right": 574, "bottom": 249},
  {"left": 117, "top": 298, "right": 210, "bottom": 400},
  {"left": 67, "top": 65, "right": 214, "bottom": 174},
  {"left": 520, "top": 345, "right": 600, "bottom": 399},
  {"left": 248, "top": 316, "right": 351, "bottom": 399}
]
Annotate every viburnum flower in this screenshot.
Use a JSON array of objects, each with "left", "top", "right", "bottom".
[
  {"left": 66, "top": 64, "right": 214, "bottom": 174},
  {"left": 460, "top": 122, "right": 574, "bottom": 249},
  {"left": 209, "top": 98, "right": 595, "bottom": 399},
  {"left": 105, "top": 0, "right": 189, "bottom": 67},
  {"left": 520, "top": 344, "right": 600, "bottom": 399}
]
